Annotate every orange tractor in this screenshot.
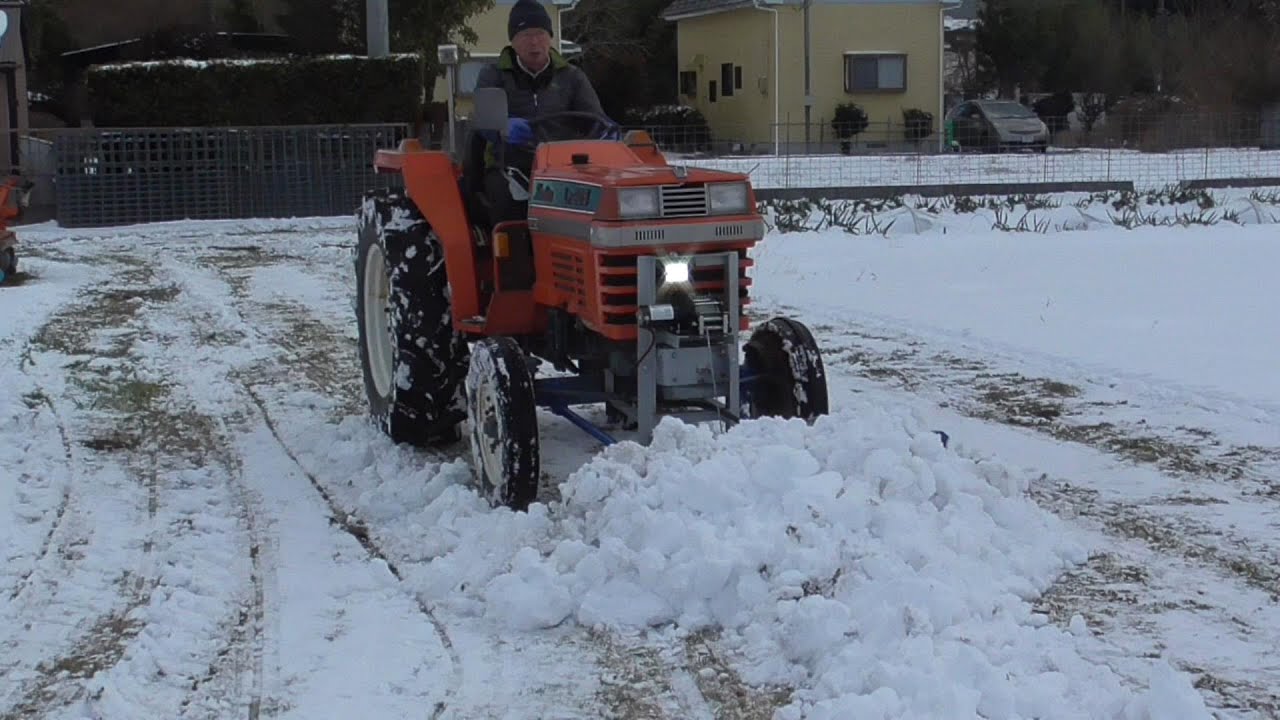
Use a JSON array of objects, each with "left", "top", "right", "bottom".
[
  {"left": 0, "top": 173, "right": 32, "bottom": 284},
  {"left": 354, "top": 84, "right": 827, "bottom": 511}
]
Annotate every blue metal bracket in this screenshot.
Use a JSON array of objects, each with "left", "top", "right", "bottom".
[
  {"left": 534, "top": 367, "right": 761, "bottom": 448},
  {"left": 546, "top": 403, "right": 618, "bottom": 446},
  {"left": 535, "top": 375, "right": 618, "bottom": 446}
]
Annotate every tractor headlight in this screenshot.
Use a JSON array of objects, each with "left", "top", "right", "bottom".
[
  {"left": 618, "top": 187, "right": 660, "bottom": 219},
  {"left": 707, "top": 182, "right": 748, "bottom": 214}
]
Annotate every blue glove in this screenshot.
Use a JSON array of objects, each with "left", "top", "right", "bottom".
[{"left": 507, "top": 117, "right": 534, "bottom": 147}]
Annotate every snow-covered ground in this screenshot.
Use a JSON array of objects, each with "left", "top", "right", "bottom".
[
  {"left": 685, "top": 147, "right": 1280, "bottom": 192},
  {"left": 2, "top": 199, "right": 1277, "bottom": 719}
]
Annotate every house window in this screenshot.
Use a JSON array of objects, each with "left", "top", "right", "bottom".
[
  {"left": 720, "top": 63, "right": 734, "bottom": 97},
  {"left": 680, "top": 71, "right": 698, "bottom": 98},
  {"left": 734, "top": 66, "right": 742, "bottom": 90},
  {"left": 843, "top": 53, "right": 906, "bottom": 93},
  {"left": 709, "top": 80, "right": 717, "bottom": 103}
]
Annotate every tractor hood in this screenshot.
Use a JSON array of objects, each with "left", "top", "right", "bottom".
[
  {"left": 531, "top": 139, "right": 752, "bottom": 189},
  {"left": 525, "top": 138, "right": 762, "bottom": 231},
  {"left": 537, "top": 163, "right": 747, "bottom": 188}
]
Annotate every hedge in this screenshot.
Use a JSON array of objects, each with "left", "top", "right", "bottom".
[{"left": 87, "top": 54, "right": 427, "bottom": 127}]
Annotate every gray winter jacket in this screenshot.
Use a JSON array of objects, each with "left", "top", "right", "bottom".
[{"left": 474, "top": 46, "right": 608, "bottom": 159}]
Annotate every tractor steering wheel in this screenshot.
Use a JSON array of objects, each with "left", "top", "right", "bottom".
[{"left": 523, "top": 110, "right": 623, "bottom": 144}]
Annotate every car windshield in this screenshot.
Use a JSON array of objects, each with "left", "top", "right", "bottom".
[{"left": 982, "top": 102, "right": 1037, "bottom": 119}]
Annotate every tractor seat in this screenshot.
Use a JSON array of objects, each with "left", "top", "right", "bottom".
[{"left": 459, "top": 128, "right": 498, "bottom": 232}]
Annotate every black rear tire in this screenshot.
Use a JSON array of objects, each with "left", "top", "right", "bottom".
[
  {"left": 465, "top": 337, "right": 540, "bottom": 511},
  {"left": 743, "top": 317, "right": 829, "bottom": 421},
  {"left": 354, "top": 189, "right": 470, "bottom": 446}
]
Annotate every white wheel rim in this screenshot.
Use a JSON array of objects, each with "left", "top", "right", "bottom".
[
  {"left": 473, "top": 378, "right": 506, "bottom": 495},
  {"left": 363, "top": 243, "right": 395, "bottom": 399}
]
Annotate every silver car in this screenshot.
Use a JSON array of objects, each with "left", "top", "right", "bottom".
[{"left": 946, "top": 100, "right": 1049, "bottom": 153}]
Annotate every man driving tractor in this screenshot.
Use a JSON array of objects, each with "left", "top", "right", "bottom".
[{"left": 473, "top": 0, "right": 616, "bottom": 224}]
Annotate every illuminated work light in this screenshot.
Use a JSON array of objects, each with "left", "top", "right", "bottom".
[{"left": 661, "top": 259, "right": 690, "bottom": 285}]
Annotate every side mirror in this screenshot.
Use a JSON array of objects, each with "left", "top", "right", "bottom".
[{"left": 472, "top": 87, "right": 509, "bottom": 136}]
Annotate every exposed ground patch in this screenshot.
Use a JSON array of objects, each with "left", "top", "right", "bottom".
[
  {"left": 199, "top": 247, "right": 365, "bottom": 420},
  {"left": 683, "top": 629, "right": 792, "bottom": 720},
  {"left": 589, "top": 629, "right": 686, "bottom": 719}
]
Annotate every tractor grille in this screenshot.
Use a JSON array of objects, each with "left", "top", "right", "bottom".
[
  {"left": 551, "top": 249, "right": 587, "bottom": 305},
  {"left": 597, "top": 248, "right": 753, "bottom": 327},
  {"left": 661, "top": 184, "right": 708, "bottom": 218}
]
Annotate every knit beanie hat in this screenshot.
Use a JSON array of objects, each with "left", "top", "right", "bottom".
[{"left": 508, "top": 0, "right": 554, "bottom": 40}]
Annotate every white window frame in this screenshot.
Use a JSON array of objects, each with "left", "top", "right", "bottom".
[{"left": 843, "top": 52, "right": 907, "bottom": 93}]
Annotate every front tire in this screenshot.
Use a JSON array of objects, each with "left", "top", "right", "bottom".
[
  {"left": 355, "top": 189, "right": 470, "bottom": 446},
  {"left": 465, "top": 337, "right": 540, "bottom": 511},
  {"left": 743, "top": 317, "right": 829, "bottom": 421},
  {"left": 1, "top": 244, "right": 16, "bottom": 278}
]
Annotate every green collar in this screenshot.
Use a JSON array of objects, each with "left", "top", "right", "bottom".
[{"left": 496, "top": 45, "right": 570, "bottom": 72}]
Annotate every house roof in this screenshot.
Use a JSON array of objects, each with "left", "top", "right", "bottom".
[
  {"left": 662, "top": 0, "right": 959, "bottom": 22},
  {"left": 661, "top": 0, "right": 768, "bottom": 22},
  {"left": 946, "top": 0, "right": 979, "bottom": 19}
]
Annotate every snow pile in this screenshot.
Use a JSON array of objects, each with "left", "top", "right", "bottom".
[{"left": 308, "top": 401, "right": 1211, "bottom": 719}]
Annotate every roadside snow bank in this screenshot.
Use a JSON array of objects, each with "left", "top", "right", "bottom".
[{"left": 306, "top": 401, "right": 1211, "bottom": 719}]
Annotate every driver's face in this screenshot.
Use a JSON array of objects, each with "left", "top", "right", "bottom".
[{"left": 512, "top": 28, "right": 552, "bottom": 72}]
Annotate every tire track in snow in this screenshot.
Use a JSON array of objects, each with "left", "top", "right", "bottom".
[
  {"left": 242, "top": 384, "right": 461, "bottom": 720},
  {"left": 180, "top": 247, "right": 463, "bottom": 718},
  {"left": 0, "top": 451, "right": 161, "bottom": 717},
  {"left": 0, "top": 264, "right": 174, "bottom": 719},
  {"left": 5, "top": 384, "right": 73, "bottom": 605},
  {"left": 1025, "top": 474, "right": 1280, "bottom": 717},
  {"left": 6, "top": 251, "right": 273, "bottom": 720},
  {"left": 173, "top": 424, "right": 269, "bottom": 720}
]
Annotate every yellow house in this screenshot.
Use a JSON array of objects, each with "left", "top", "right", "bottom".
[
  {"left": 435, "top": 0, "right": 582, "bottom": 117},
  {"left": 661, "top": 0, "right": 960, "bottom": 153}
]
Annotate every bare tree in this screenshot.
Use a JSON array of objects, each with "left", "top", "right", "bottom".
[
  {"left": 562, "top": 0, "right": 677, "bottom": 115},
  {"left": 58, "top": 0, "right": 218, "bottom": 46}
]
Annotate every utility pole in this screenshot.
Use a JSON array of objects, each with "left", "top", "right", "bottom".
[
  {"left": 1155, "top": 0, "right": 1166, "bottom": 93},
  {"left": 803, "top": 0, "right": 813, "bottom": 151},
  {"left": 367, "top": 0, "right": 390, "bottom": 57}
]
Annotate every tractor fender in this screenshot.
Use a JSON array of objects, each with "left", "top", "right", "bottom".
[{"left": 375, "top": 141, "right": 485, "bottom": 325}]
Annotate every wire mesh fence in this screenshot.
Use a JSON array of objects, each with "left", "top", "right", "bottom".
[
  {"left": 22, "top": 124, "right": 412, "bottom": 228},
  {"left": 623, "top": 111, "right": 1280, "bottom": 192},
  {"left": 12, "top": 110, "right": 1280, "bottom": 228},
  {"left": 683, "top": 147, "right": 1280, "bottom": 192}
]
